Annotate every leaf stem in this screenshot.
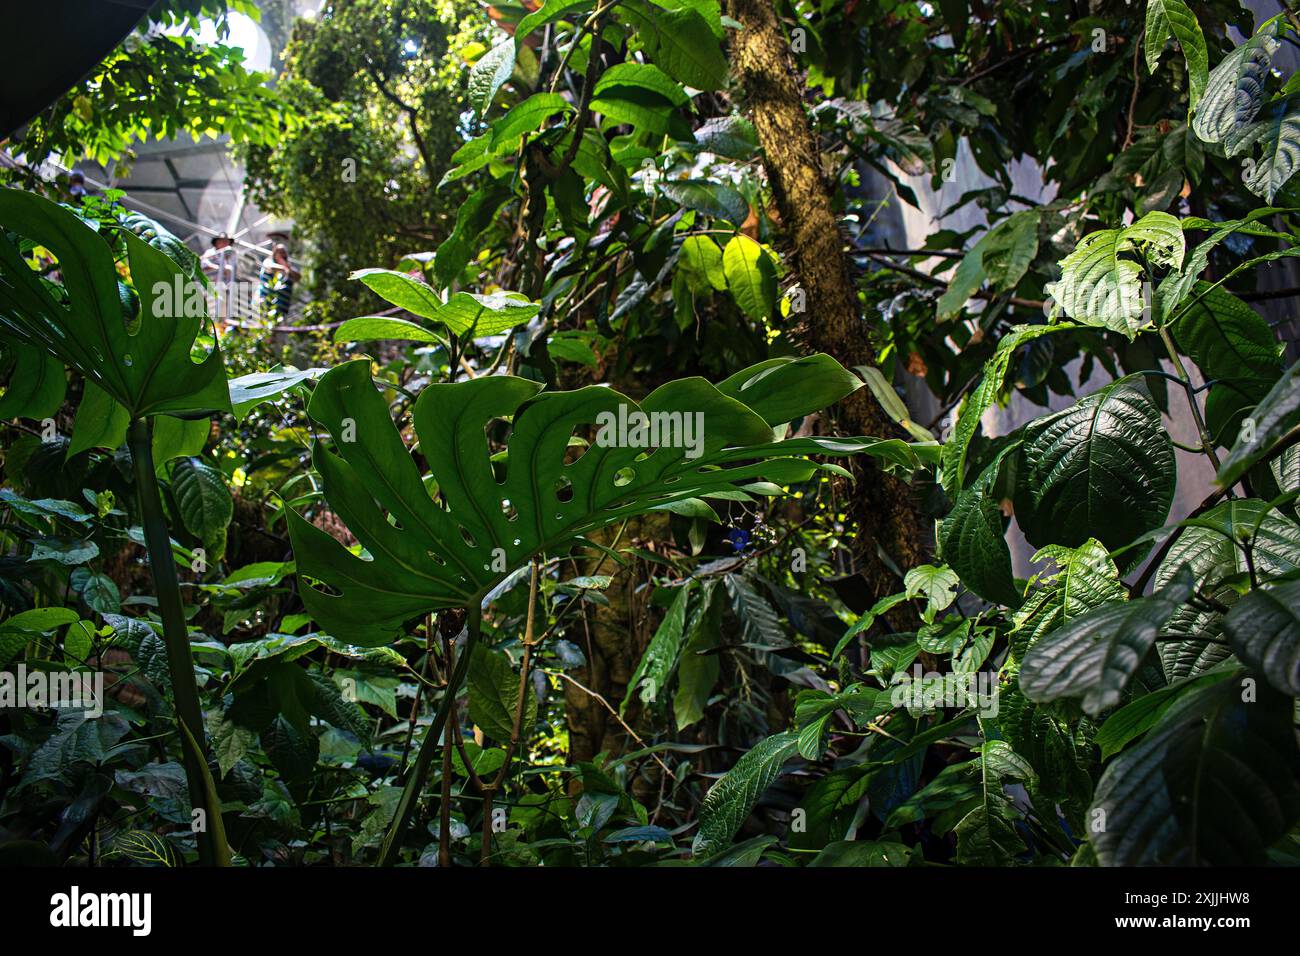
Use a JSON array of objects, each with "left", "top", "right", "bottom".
[
  {"left": 1157, "top": 325, "right": 1221, "bottom": 471},
  {"left": 377, "top": 604, "right": 479, "bottom": 866},
  {"left": 126, "top": 417, "right": 226, "bottom": 866}
]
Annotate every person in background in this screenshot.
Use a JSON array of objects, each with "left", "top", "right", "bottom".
[
  {"left": 259, "top": 241, "right": 300, "bottom": 322},
  {"left": 201, "top": 233, "right": 238, "bottom": 329},
  {"left": 67, "top": 170, "right": 88, "bottom": 203}
]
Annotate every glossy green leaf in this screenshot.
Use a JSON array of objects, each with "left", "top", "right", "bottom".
[
  {"left": 1014, "top": 375, "right": 1174, "bottom": 550},
  {"left": 1090, "top": 678, "right": 1300, "bottom": 865},
  {"left": 287, "top": 355, "right": 904, "bottom": 644},
  {"left": 1223, "top": 579, "right": 1300, "bottom": 694},
  {"left": 1020, "top": 568, "right": 1195, "bottom": 715},
  {"left": 0, "top": 188, "right": 230, "bottom": 418},
  {"left": 692, "top": 731, "right": 798, "bottom": 859}
]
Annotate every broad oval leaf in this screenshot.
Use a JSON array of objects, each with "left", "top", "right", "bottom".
[
  {"left": 1090, "top": 678, "right": 1300, "bottom": 865},
  {"left": 1222, "top": 578, "right": 1300, "bottom": 695},
  {"left": 1045, "top": 211, "right": 1184, "bottom": 338},
  {"left": 1014, "top": 375, "right": 1175, "bottom": 551}
]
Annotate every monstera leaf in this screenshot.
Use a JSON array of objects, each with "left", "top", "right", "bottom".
[
  {"left": 0, "top": 188, "right": 229, "bottom": 419},
  {"left": 289, "top": 354, "right": 927, "bottom": 645}
]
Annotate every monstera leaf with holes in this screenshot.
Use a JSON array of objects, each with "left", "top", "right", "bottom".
[
  {"left": 0, "top": 187, "right": 230, "bottom": 420},
  {"left": 289, "top": 353, "right": 930, "bottom": 646},
  {"left": 0, "top": 186, "right": 230, "bottom": 864}
]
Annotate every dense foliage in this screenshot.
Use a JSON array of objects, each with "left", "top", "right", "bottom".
[{"left": 1, "top": 0, "right": 1299, "bottom": 869}]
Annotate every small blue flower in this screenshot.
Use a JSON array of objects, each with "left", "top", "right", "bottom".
[{"left": 725, "top": 528, "right": 751, "bottom": 552}]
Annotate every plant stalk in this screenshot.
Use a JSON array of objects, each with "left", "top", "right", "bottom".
[
  {"left": 378, "top": 604, "right": 480, "bottom": 866},
  {"left": 127, "top": 417, "right": 224, "bottom": 866}
]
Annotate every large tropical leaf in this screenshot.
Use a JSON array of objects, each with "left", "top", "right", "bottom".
[
  {"left": 1217, "top": 357, "right": 1300, "bottom": 487},
  {"left": 1013, "top": 375, "right": 1175, "bottom": 551},
  {"left": 1144, "top": 0, "right": 1209, "bottom": 108},
  {"left": 0, "top": 188, "right": 229, "bottom": 418},
  {"left": 937, "top": 450, "right": 1020, "bottom": 607},
  {"left": 1044, "top": 211, "right": 1184, "bottom": 338},
  {"left": 1089, "top": 678, "right": 1300, "bottom": 865},
  {"left": 1020, "top": 568, "right": 1195, "bottom": 715},
  {"left": 288, "top": 354, "right": 924, "bottom": 644},
  {"left": 1154, "top": 498, "right": 1300, "bottom": 679},
  {"left": 1222, "top": 578, "right": 1300, "bottom": 695},
  {"left": 692, "top": 731, "right": 799, "bottom": 859},
  {"left": 1191, "top": 24, "right": 1280, "bottom": 146}
]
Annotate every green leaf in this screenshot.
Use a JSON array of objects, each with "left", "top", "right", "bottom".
[
  {"left": 674, "top": 581, "right": 722, "bottom": 729},
  {"left": 954, "top": 736, "right": 1033, "bottom": 865},
  {"left": 487, "top": 93, "right": 572, "bottom": 150},
  {"left": 938, "top": 452, "right": 1020, "bottom": 606},
  {"left": 171, "top": 456, "right": 232, "bottom": 562},
  {"left": 1014, "top": 375, "right": 1175, "bottom": 550},
  {"left": 29, "top": 538, "right": 99, "bottom": 565},
  {"left": 1155, "top": 498, "right": 1300, "bottom": 679},
  {"left": 1171, "top": 285, "right": 1282, "bottom": 383},
  {"left": 334, "top": 316, "right": 446, "bottom": 346},
  {"left": 468, "top": 38, "right": 517, "bottom": 117},
  {"left": 1045, "top": 211, "right": 1184, "bottom": 338},
  {"left": 350, "top": 270, "right": 538, "bottom": 337},
  {"left": 619, "top": 0, "right": 729, "bottom": 91},
  {"left": 1232, "top": 97, "right": 1300, "bottom": 203},
  {"left": 808, "top": 840, "right": 912, "bottom": 866},
  {"left": 594, "top": 63, "right": 689, "bottom": 106},
  {"left": 692, "top": 115, "right": 758, "bottom": 159},
  {"left": 227, "top": 367, "right": 325, "bottom": 420},
  {"left": 940, "top": 323, "right": 1068, "bottom": 494},
  {"left": 1218, "top": 357, "right": 1300, "bottom": 487},
  {"left": 935, "top": 244, "right": 985, "bottom": 321},
  {"left": 722, "top": 235, "right": 777, "bottom": 321},
  {"left": 679, "top": 235, "right": 727, "bottom": 292},
  {"left": 152, "top": 414, "right": 209, "bottom": 468},
  {"left": 261, "top": 714, "right": 319, "bottom": 780},
  {"left": 1191, "top": 25, "right": 1280, "bottom": 146},
  {"left": 515, "top": 0, "right": 594, "bottom": 42},
  {"left": 0, "top": 607, "right": 80, "bottom": 667},
  {"left": 622, "top": 581, "right": 692, "bottom": 714},
  {"left": 659, "top": 179, "right": 749, "bottom": 225},
  {"left": 1145, "top": 0, "right": 1209, "bottom": 108},
  {"left": 715, "top": 353, "right": 864, "bottom": 428},
  {"left": 287, "top": 356, "right": 888, "bottom": 645},
  {"left": 468, "top": 643, "right": 536, "bottom": 742},
  {"left": 1090, "top": 679, "right": 1300, "bottom": 865},
  {"left": 74, "top": 569, "right": 121, "bottom": 614},
  {"left": 692, "top": 731, "right": 799, "bottom": 858},
  {"left": 1011, "top": 539, "right": 1126, "bottom": 655},
  {"left": 19, "top": 711, "right": 130, "bottom": 789},
  {"left": 1223, "top": 579, "right": 1300, "bottom": 695},
  {"left": 1093, "top": 670, "right": 1233, "bottom": 760},
  {"left": 351, "top": 268, "right": 445, "bottom": 319},
  {"left": 435, "top": 291, "right": 540, "bottom": 337},
  {"left": 0, "top": 336, "right": 65, "bottom": 419},
  {"left": 903, "top": 564, "right": 960, "bottom": 619},
  {"left": 68, "top": 383, "right": 130, "bottom": 455},
  {"left": 0, "top": 188, "right": 230, "bottom": 418},
  {"left": 1020, "top": 568, "right": 1195, "bottom": 715}
]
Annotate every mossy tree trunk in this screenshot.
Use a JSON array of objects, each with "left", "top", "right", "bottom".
[{"left": 726, "top": 0, "right": 929, "bottom": 604}]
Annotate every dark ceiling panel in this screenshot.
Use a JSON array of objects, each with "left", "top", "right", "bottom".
[{"left": 1, "top": 1, "right": 153, "bottom": 139}]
